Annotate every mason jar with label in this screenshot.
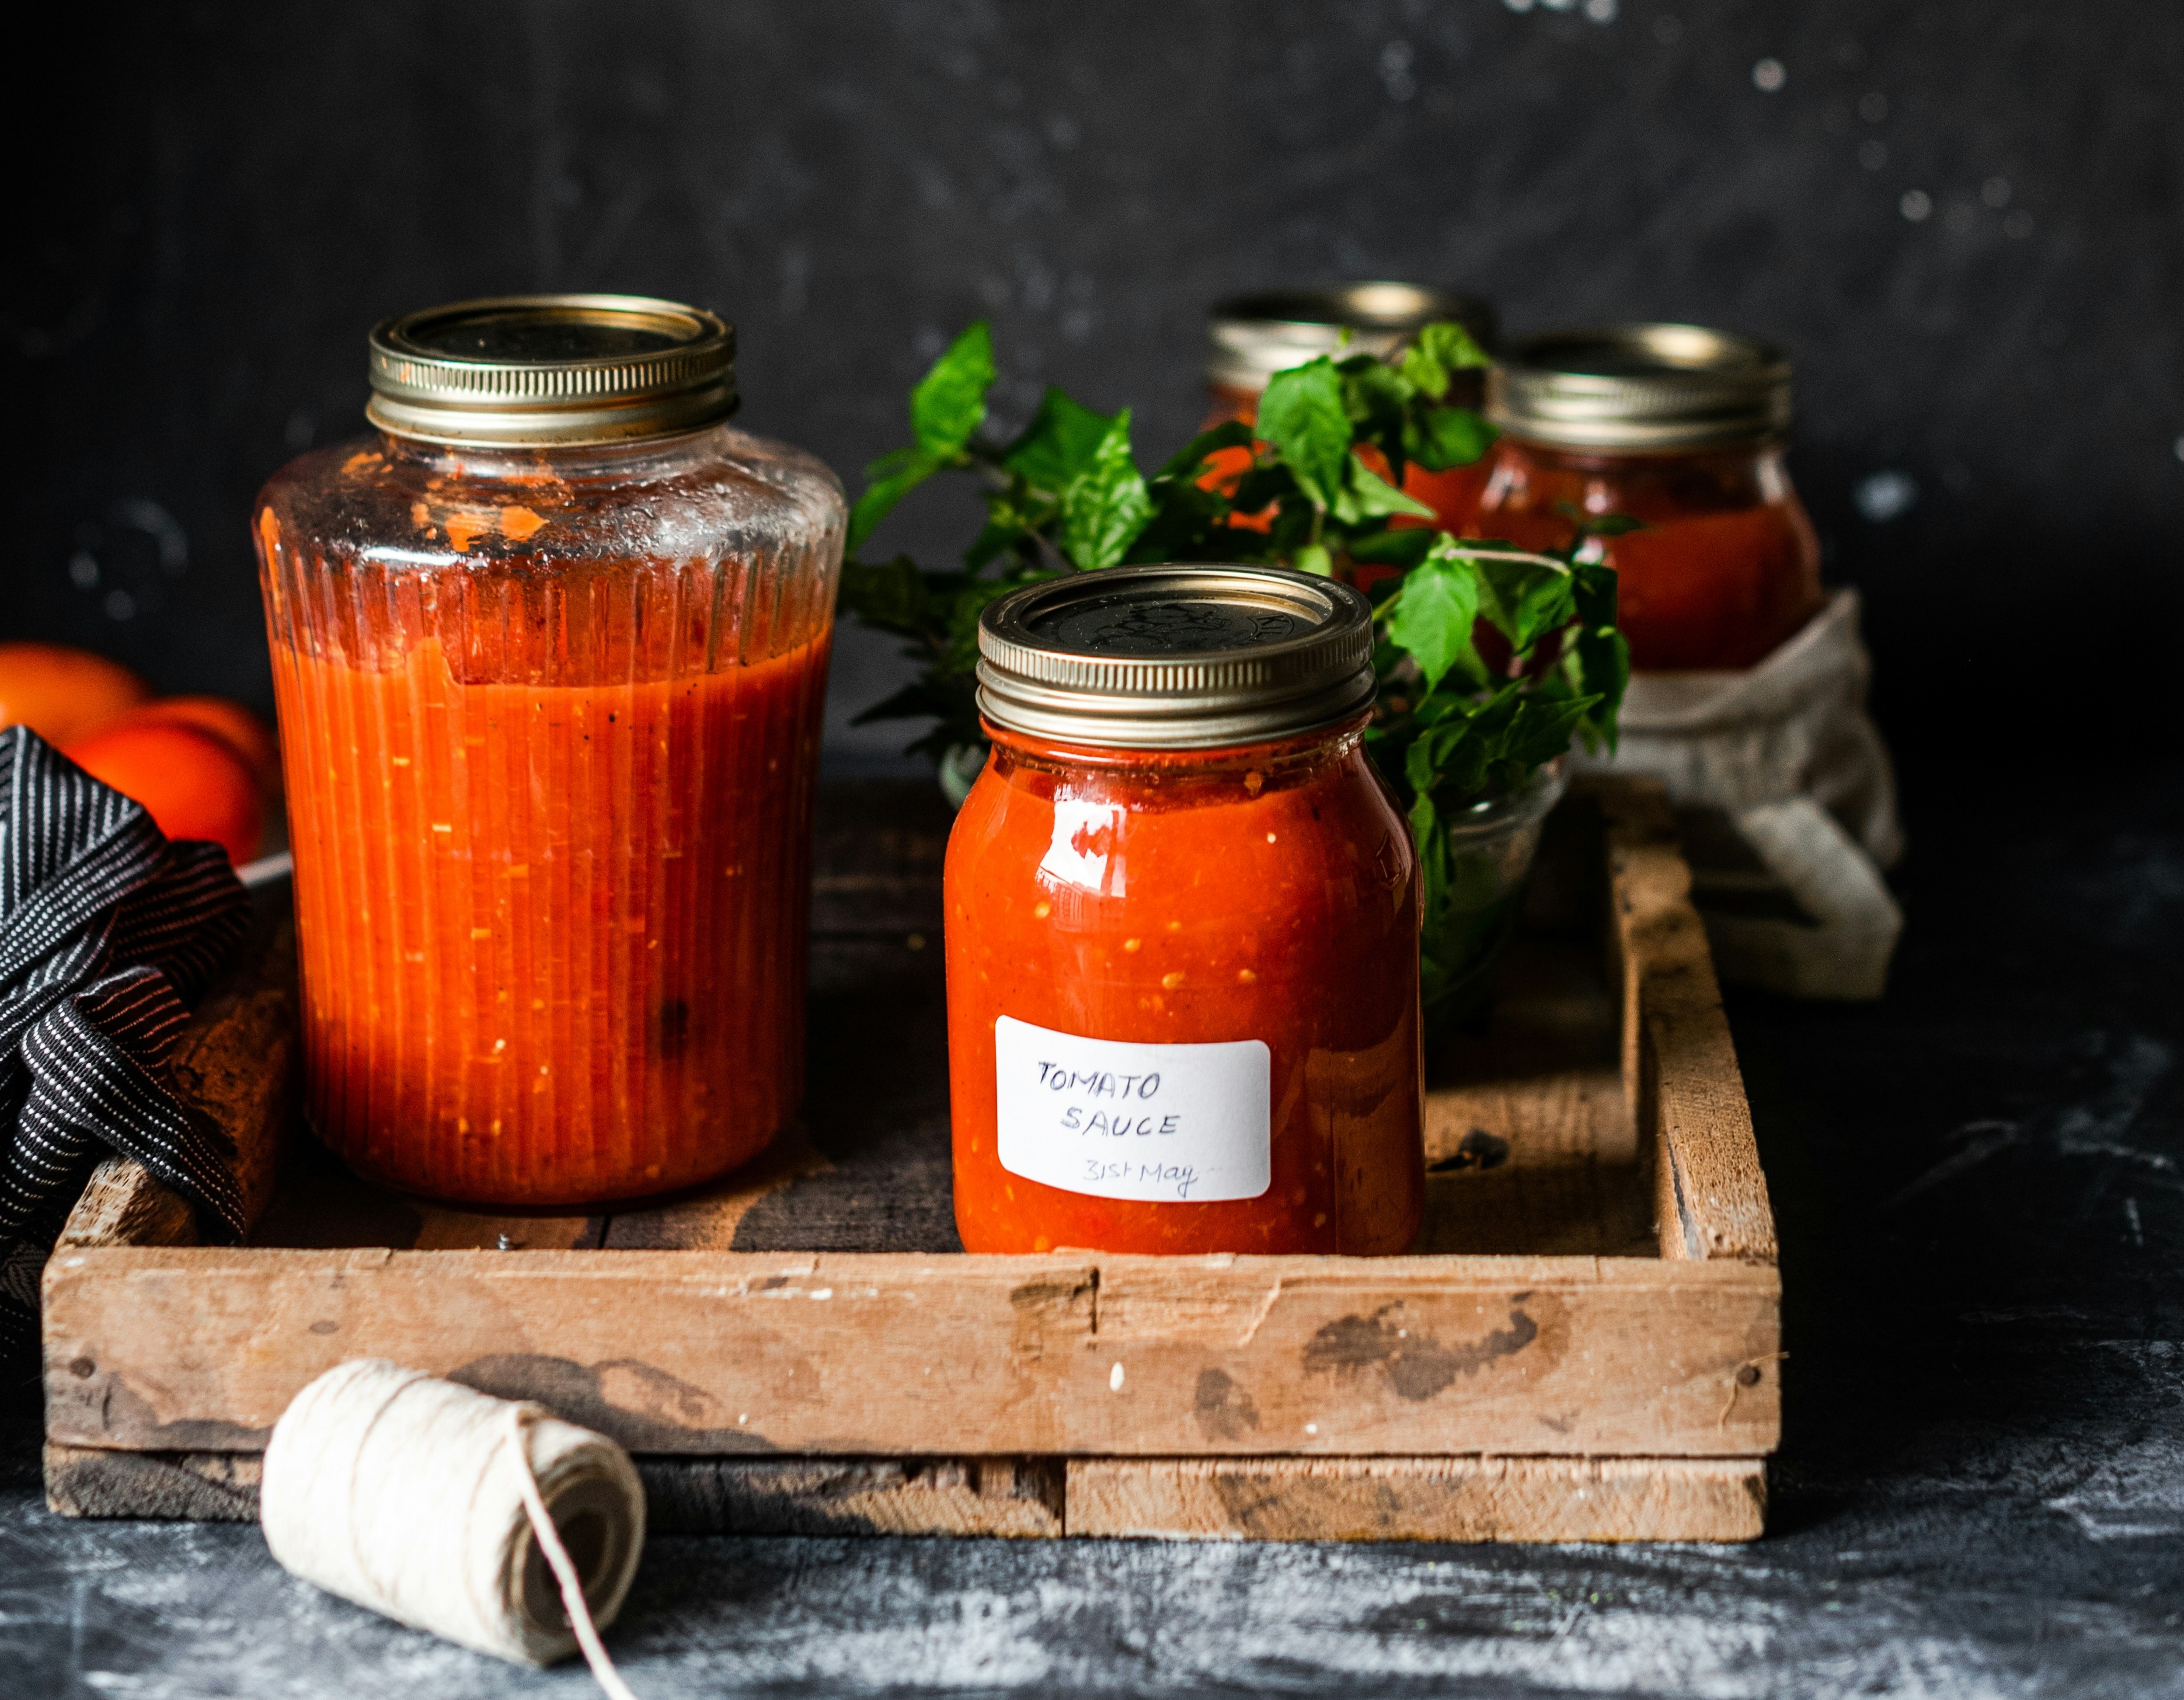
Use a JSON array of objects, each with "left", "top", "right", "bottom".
[
  {"left": 254, "top": 295, "right": 845, "bottom": 1206},
  {"left": 1472, "top": 323, "right": 1824, "bottom": 670},
  {"left": 1201, "top": 282, "right": 1498, "bottom": 535},
  {"left": 945, "top": 565, "right": 1423, "bottom": 1256}
]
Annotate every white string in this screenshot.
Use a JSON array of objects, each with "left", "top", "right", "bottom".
[
  {"left": 504, "top": 1406, "right": 643, "bottom": 1700},
  {"left": 260, "top": 1360, "right": 647, "bottom": 1673}
]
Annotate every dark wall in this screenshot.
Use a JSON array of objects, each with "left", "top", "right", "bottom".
[{"left": 8, "top": 0, "right": 2179, "bottom": 772}]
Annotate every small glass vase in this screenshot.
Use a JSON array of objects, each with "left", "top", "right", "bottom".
[{"left": 1420, "top": 760, "right": 1567, "bottom": 1038}]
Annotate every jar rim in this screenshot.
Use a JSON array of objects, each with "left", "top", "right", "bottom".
[
  {"left": 1205, "top": 283, "right": 1496, "bottom": 394},
  {"left": 365, "top": 294, "right": 739, "bottom": 448},
  {"left": 1488, "top": 322, "right": 1791, "bottom": 452},
  {"left": 977, "top": 565, "right": 1376, "bottom": 751}
]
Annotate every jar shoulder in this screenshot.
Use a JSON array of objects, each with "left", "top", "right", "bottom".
[
  {"left": 255, "top": 426, "right": 846, "bottom": 566},
  {"left": 947, "top": 746, "right": 1413, "bottom": 905},
  {"left": 1478, "top": 440, "right": 1804, "bottom": 521}
]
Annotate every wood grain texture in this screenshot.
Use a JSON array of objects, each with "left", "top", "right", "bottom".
[
  {"left": 43, "top": 1246, "right": 1779, "bottom": 1458},
  {"left": 43, "top": 1441, "right": 1761, "bottom": 1544},
  {"left": 54, "top": 914, "right": 299, "bottom": 1253},
  {"left": 1593, "top": 780, "right": 1778, "bottom": 1264},
  {"left": 43, "top": 1442, "right": 260, "bottom": 1521},
  {"left": 1064, "top": 1455, "right": 1768, "bottom": 1543},
  {"left": 166, "top": 919, "right": 298, "bottom": 1228},
  {"left": 55, "top": 1160, "right": 198, "bottom": 1252},
  {"left": 640, "top": 1456, "right": 1064, "bottom": 1538},
  {"left": 43, "top": 1443, "right": 1064, "bottom": 1537}
]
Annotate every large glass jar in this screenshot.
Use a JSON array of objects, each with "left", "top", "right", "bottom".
[
  {"left": 1471, "top": 325, "right": 1823, "bottom": 671},
  {"left": 1200, "top": 283, "right": 1499, "bottom": 538},
  {"left": 946, "top": 566, "right": 1423, "bottom": 1256},
  {"left": 253, "top": 295, "right": 845, "bottom": 1206}
]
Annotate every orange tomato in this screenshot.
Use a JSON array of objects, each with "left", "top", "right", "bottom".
[
  {"left": 103, "top": 696, "right": 281, "bottom": 799},
  {"left": 0, "top": 643, "right": 151, "bottom": 746},
  {"left": 64, "top": 722, "right": 264, "bottom": 865}
]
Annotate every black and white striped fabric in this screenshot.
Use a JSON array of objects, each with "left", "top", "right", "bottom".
[{"left": 0, "top": 724, "right": 251, "bottom": 1360}]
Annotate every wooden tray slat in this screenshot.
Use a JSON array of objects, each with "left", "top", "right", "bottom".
[
  {"left": 42, "top": 777, "right": 1783, "bottom": 1542},
  {"left": 44, "top": 1246, "right": 1777, "bottom": 1458}
]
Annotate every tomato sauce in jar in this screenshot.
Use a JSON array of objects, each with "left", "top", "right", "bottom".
[
  {"left": 946, "top": 566, "right": 1423, "bottom": 1256},
  {"left": 1472, "top": 325, "right": 1823, "bottom": 671},
  {"left": 1200, "top": 284, "right": 1497, "bottom": 538},
  {"left": 255, "top": 296, "right": 844, "bottom": 1205}
]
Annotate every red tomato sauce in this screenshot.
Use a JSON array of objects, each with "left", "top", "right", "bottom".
[
  {"left": 946, "top": 717, "right": 1424, "bottom": 1256},
  {"left": 271, "top": 615, "right": 828, "bottom": 1206},
  {"left": 1470, "top": 440, "right": 1823, "bottom": 671}
]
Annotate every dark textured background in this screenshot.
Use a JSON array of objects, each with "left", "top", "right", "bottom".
[
  {"left": 4, "top": 12, "right": 2183, "bottom": 1691},
  {"left": 6, "top": 0, "right": 2179, "bottom": 772}
]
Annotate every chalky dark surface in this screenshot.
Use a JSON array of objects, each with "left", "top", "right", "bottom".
[
  {"left": 4, "top": 750, "right": 2182, "bottom": 1696},
  {"left": 5, "top": 1, "right": 2182, "bottom": 1690}
]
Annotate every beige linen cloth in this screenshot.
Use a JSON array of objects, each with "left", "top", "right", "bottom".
[{"left": 1572, "top": 588, "right": 1904, "bottom": 999}]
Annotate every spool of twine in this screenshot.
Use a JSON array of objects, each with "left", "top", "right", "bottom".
[{"left": 261, "top": 1358, "right": 646, "bottom": 1685}]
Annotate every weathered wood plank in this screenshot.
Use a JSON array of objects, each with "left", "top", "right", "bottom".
[
  {"left": 608, "top": 1132, "right": 837, "bottom": 1249},
  {"left": 43, "top": 1248, "right": 1778, "bottom": 1459},
  {"left": 44, "top": 1441, "right": 260, "bottom": 1521},
  {"left": 55, "top": 915, "right": 299, "bottom": 1253},
  {"left": 641, "top": 1456, "right": 1064, "bottom": 1538},
  {"left": 44, "top": 1443, "right": 1065, "bottom": 1537},
  {"left": 44, "top": 1441, "right": 1761, "bottom": 1543},
  {"left": 1065, "top": 1455, "right": 1767, "bottom": 1543},
  {"left": 1594, "top": 781, "right": 1777, "bottom": 1264},
  {"left": 55, "top": 1161, "right": 198, "bottom": 1252}
]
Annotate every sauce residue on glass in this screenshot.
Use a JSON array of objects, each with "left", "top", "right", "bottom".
[{"left": 264, "top": 504, "right": 830, "bottom": 1206}]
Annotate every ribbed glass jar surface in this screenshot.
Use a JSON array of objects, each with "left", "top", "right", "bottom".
[{"left": 254, "top": 426, "right": 844, "bottom": 1204}]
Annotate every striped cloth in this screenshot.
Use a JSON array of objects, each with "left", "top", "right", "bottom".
[{"left": 0, "top": 725, "right": 251, "bottom": 1361}]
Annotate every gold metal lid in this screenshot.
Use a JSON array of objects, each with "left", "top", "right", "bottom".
[
  {"left": 365, "top": 294, "right": 739, "bottom": 447},
  {"left": 977, "top": 565, "right": 1375, "bottom": 750},
  {"left": 1206, "top": 283, "right": 1496, "bottom": 394},
  {"left": 1488, "top": 323, "right": 1791, "bottom": 452}
]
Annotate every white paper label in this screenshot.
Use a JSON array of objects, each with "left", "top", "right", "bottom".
[{"left": 994, "top": 1016, "right": 1270, "bottom": 1203}]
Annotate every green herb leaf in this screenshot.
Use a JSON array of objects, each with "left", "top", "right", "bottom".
[
  {"left": 1502, "top": 691, "right": 1600, "bottom": 768},
  {"left": 1409, "top": 792, "right": 1447, "bottom": 915},
  {"left": 1385, "top": 548, "right": 1482, "bottom": 692},
  {"left": 1127, "top": 475, "right": 1232, "bottom": 563},
  {"left": 837, "top": 555, "right": 931, "bottom": 636},
  {"left": 1347, "top": 528, "right": 1439, "bottom": 570},
  {"left": 1475, "top": 552, "right": 1576, "bottom": 652},
  {"left": 1335, "top": 457, "right": 1437, "bottom": 524},
  {"left": 911, "top": 322, "right": 995, "bottom": 455},
  {"left": 1418, "top": 321, "right": 1492, "bottom": 372},
  {"left": 1293, "top": 543, "right": 1334, "bottom": 577},
  {"left": 1568, "top": 625, "right": 1630, "bottom": 751},
  {"left": 1404, "top": 405, "right": 1497, "bottom": 472},
  {"left": 1001, "top": 387, "right": 1116, "bottom": 492},
  {"left": 846, "top": 450, "right": 943, "bottom": 553},
  {"left": 1343, "top": 360, "right": 1416, "bottom": 421},
  {"left": 1061, "top": 410, "right": 1153, "bottom": 569},
  {"left": 1256, "top": 357, "right": 1351, "bottom": 510}
]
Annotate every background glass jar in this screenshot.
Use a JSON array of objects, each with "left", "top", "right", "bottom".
[
  {"left": 1472, "top": 324, "right": 1823, "bottom": 671},
  {"left": 1200, "top": 283, "right": 1499, "bottom": 537},
  {"left": 254, "top": 295, "right": 845, "bottom": 1206},
  {"left": 946, "top": 566, "right": 1423, "bottom": 1257}
]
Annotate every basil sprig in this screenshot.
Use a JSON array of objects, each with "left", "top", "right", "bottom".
[{"left": 840, "top": 321, "right": 1629, "bottom": 830}]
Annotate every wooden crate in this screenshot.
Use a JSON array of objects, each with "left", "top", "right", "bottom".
[{"left": 41, "top": 776, "right": 1779, "bottom": 1542}]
